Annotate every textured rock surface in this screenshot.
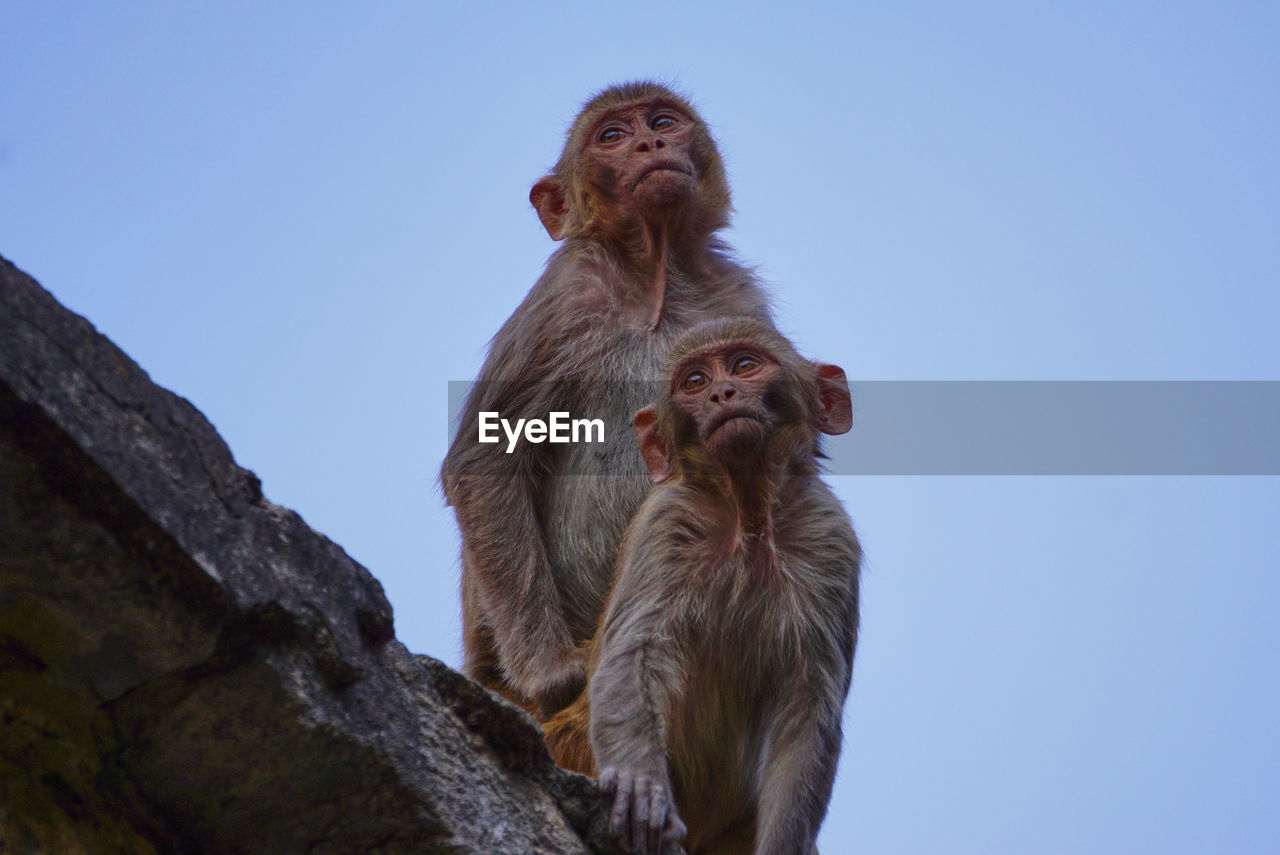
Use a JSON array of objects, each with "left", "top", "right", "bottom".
[{"left": 0, "top": 254, "right": 627, "bottom": 854}]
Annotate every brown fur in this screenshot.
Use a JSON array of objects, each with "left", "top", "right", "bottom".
[
  {"left": 544, "top": 318, "right": 861, "bottom": 855},
  {"left": 441, "top": 83, "right": 775, "bottom": 718},
  {"left": 542, "top": 690, "right": 597, "bottom": 776}
]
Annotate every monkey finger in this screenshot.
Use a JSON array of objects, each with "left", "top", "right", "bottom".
[
  {"left": 663, "top": 805, "right": 687, "bottom": 845},
  {"left": 599, "top": 766, "right": 618, "bottom": 794},
  {"left": 631, "top": 776, "right": 653, "bottom": 855},
  {"left": 646, "top": 783, "right": 670, "bottom": 855},
  {"left": 608, "top": 770, "right": 636, "bottom": 846}
]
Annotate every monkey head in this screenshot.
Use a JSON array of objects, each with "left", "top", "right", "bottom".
[
  {"left": 633, "top": 318, "right": 852, "bottom": 483},
  {"left": 529, "top": 81, "right": 732, "bottom": 244}
]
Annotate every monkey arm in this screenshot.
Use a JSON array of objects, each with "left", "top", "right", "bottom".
[
  {"left": 589, "top": 529, "right": 688, "bottom": 854},
  {"left": 449, "top": 462, "right": 583, "bottom": 705},
  {"left": 589, "top": 601, "right": 680, "bottom": 782},
  {"left": 758, "top": 555, "right": 857, "bottom": 853},
  {"left": 754, "top": 484, "right": 859, "bottom": 855},
  {"left": 441, "top": 292, "right": 588, "bottom": 710},
  {"left": 753, "top": 680, "right": 846, "bottom": 855}
]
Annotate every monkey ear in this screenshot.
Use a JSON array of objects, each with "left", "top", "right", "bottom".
[
  {"left": 815, "top": 364, "right": 853, "bottom": 435},
  {"left": 530, "top": 176, "right": 569, "bottom": 240},
  {"left": 631, "top": 407, "right": 670, "bottom": 483}
]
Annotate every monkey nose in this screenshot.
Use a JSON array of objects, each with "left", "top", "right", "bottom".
[{"left": 709, "top": 384, "right": 736, "bottom": 403}]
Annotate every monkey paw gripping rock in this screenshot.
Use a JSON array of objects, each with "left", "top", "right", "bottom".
[{"left": 0, "top": 254, "right": 647, "bottom": 855}]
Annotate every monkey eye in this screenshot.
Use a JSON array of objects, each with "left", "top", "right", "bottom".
[
  {"left": 731, "top": 355, "right": 760, "bottom": 376},
  {"left": 650, "top": 114, "right": 678, "bottom": 131},
  {"left": 681, "top": 369, "right": 709, "bottom": 392},
  {"left": 597, "top": 126, "right": 627, "bottom": 144}
]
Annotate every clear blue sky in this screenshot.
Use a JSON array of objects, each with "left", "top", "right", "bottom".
[{"left": 3, "top": 3, "right": 1277, "bottom": 852}]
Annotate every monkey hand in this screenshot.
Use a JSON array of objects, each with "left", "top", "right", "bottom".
[
  {"left": 599, "top": 766, "right": 687, "bottom": 855},
  {"left": 528, "top": 643, "right": 588, "bottom": 721}
]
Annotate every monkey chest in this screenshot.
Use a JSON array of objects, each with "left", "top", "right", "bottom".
[
  {"left": 680, "top": 553, "right": 839, "bottom": 684},
  {"left": 540, "top": 335, "right": 667, "bottom": 628}
]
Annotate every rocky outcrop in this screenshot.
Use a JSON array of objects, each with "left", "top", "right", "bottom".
[{"left": 0, "top": 255, "right": 624, "bottom": 854}]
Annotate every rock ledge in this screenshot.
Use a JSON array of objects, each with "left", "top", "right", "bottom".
[{"left": 0, "top": 255, "right": 620, "bottom": 854}]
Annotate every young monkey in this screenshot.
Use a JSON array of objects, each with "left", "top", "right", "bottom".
[{"left": 544, "top": 318, "right": 861, "bottom": 855}]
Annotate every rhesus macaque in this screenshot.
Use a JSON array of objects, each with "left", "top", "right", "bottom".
[
  {"left": 543, "top": 318, "right": 861, "bottom": 855},
  {"left": 441, "top": 82, "right": 775, "bottom": 718}
]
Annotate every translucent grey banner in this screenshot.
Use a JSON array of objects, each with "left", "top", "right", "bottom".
[{"left": 447, "top": 381, "right": 1280, "bottom": 475}]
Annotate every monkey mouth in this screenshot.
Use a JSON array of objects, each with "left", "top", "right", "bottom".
[
  {"left": 707, "top": 411, "right": 765, "bottom": 438},
  {"left": 632, "top": 161, "right": 692, "bottom": 189}
]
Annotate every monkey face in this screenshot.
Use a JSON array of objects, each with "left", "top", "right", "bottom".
[
  {"left": 581, "top": 98, "right": 700, "bottom": 214},
  {"left": 633, "top": 319, "right": 852, "bottom": 484},
  {"left": 531, "top": 83, "right": 731, "bottom": 242},
  {"left": 671, "top": 343, "right": 783, "bottom": 455}
]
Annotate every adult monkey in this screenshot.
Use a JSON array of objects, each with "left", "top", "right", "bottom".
[
  {"left": 441, "top": 82, "right": 774, "bottom": 718},
  {"left": 543, "top": 318, "right": 860, "bottom": 855}
]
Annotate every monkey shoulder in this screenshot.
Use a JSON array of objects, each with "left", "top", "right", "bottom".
[
  {"left": 672, "top": 273, "right": 772, "bottom": 324},
  {"left": 775, "top": 478, "right": 861, "bottom": 654},
  {"left": 611, "top": 485, "right": 715, "bottom": 577},
  {"left": 775, "top": 479, "right": 861, "bottom": 585},
  {"left": 619, "top": 485, "right": 696, "bottom": 544},
  {"left": 783, "top": 477, "right": 856, "bottom": 533},
  {"left": 632, "top": 483, "right": 715, "bottom": 534},
  {"left": 540, "top": 241, "right": 663, "bottom": 319},
  {"left": 491, "top": 267, "right": 610, "bottom": 362},
  {"left": 694, "top": 245, "right": 774, "bottom": 316},
  {"left": 451, "top": 262, "right": 617, "bottom": 422}
]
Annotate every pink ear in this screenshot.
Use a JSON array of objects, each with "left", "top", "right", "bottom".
[
  {"left": 631, "top": 407, "right": 670, "bottom": 483},
  {"left": 815, "top": 364, "right": 853, "bottom": 435},
  {"left": 530, "top": 177, "right": 569, "bottom": 240}
]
